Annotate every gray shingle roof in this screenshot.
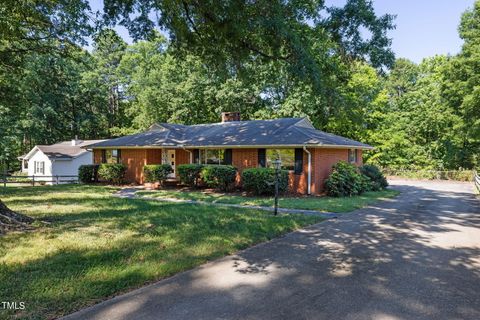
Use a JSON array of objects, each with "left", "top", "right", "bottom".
[
  {"left": 89, "top": 118, "right": 372, "bottom": 149},
  {"left": 27, "top": 140, "right": 106, "bottom": 160}
]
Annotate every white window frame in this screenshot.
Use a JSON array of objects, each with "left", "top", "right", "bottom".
[
  {"left": 200, "top": 149, "right": 225, "bottom": 165},
  {"left": 348, "top": 149, "right": 358, "bottom": 164},
  {"left": 266, "top": 149, "right": 295, "bottom": 170},
  {"left": 34, "top": 161, "right": 45, "bottom": 174}
]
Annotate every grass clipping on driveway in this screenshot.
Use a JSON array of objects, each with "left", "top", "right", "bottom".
[
  {"left": 138, "top": 189, "right": 400, "bottom": 212},
  {"left": 0, "top": 185, "right": 321, "bottom": 319}
]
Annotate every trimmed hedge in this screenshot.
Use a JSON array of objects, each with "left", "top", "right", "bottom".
[
  {"left": 98, "top": 163, "right": 126, "bottom": 185},
  {"left": 242, "top": 168, "right": 289, "bottom": 195},
  {"left": 201, "top": 165, "right": 237, "bottom": 191},
  {"left": 325, "top": 162, "right": 366, "bottom": 197},
  {"left": 144, "top": 164, "right": 173, "bottom": 184},
  {"left": 177, "top": 164, "right": 204, "bottom": 187},
  {"left": 360, "top": 164, "right": 388, "bottom": 191},
  {"left": 78, "top": 165, "right": 99, "bottom": 184},
  {"left": 325, "top": 162, "right": 388, "bottom": 197}
]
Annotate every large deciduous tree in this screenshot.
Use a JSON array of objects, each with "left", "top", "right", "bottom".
[{"left": 102, "top": 0, "right": 395, "bottom": 82}]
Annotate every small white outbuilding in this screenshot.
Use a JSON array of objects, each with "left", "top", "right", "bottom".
[{"left": 20, "top": 139, "right": 106, "bottom": 184}]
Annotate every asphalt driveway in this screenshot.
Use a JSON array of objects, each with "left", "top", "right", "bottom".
[{"left": 64, "top": 180, "right": 480, "bottom": 320}]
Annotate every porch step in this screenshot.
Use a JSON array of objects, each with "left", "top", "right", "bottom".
[{"left": 163, "top": 179, "right": 179, "bottom": 187}]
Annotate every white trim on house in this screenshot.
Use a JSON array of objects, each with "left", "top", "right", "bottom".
[{"left": 88, "top": 144, "right": 374, "bottom": 150}]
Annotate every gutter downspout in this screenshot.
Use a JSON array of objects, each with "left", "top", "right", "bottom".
[{"left": 303, "top": 146, "right": 312, "bottom": 195}]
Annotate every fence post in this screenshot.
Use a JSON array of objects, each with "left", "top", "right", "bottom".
[
  {"left": 32, "top": 175, "right": 35, "bottom": 186},
  {"left": 56, "top": 175, "right": 59, "bottom": 185}
]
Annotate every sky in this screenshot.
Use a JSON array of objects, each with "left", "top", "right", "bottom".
[{"left": 89, "top": 0, "right": 476, "bottom": 63}]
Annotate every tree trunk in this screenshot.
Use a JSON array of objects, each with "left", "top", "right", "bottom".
[{"left": 0, "top": 199, "right": 34, "bottom": 234}]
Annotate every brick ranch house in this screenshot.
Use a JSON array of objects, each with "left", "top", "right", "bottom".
[{"left": 87, "top": 112, "right": 373, "bottom": 195}]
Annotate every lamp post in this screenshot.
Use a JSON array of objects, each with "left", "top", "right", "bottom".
[{"left": 272, "top": 159, "right": 282, "bottom": 216}]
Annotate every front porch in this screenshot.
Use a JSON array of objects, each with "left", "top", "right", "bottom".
[{"left": 141, "top": 148, "right": 192, "bottom": 183}]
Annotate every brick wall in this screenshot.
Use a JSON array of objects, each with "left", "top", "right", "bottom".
[
  {"left": 232, "top": 149, "right": 258, "bottom": 184},
  {"left": 92, "top": 147, "right": 364, "bottom": 191},
  {"left": 93, "top": 149, "right": 102, "bottom": 164},
  {"left": 175, "top": 149, "right": 190, "bottom": 179},
  {"left": 357, "top": 149, "right": 363, "bottom": 166},
  {"left": 176, "top": 149, "right": 190, "bottom": 166},
  {"left": 120, "top": 149, "right": 147, "bottom": 184},
  {"left": 146, "top": 149, "right": 162, "bottom": 164},
  {"left": 288, "top": 149, "right": 310, "bottom": 195},
  {"left": 310, "top": 148, "right": 365, "bottom": 193}
]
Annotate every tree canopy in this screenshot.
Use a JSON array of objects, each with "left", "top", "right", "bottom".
[{"left": 0, "top": 0, "right": 479, "bottom": 172}]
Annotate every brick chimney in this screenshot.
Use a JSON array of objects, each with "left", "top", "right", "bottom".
[
  {"left": 221, "top": 112, "right": 241, "bottom": 122},
  {"left": 71, "top": 135, "right": 81, "bottom": 146}
]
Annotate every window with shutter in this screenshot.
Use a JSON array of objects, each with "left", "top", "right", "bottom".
[
  {"left": 193, "top": 149, "right": 200, "bottom": 164},
  {"left": 101, "top": 150, "right": 106, "bottom": 163},
  {"left": 266, "top": 149, "right": 295, "bottom": 170},
  {"left": 258, "top": 149, "right": 266, "bottom": 167},
  {"left": 294, "top": 148, "right": 303, "bottom": 174},
  {"left": 117, "top": 149, "right": 122, "bottom": 163},
  {"left": 348, "top": 149, "right": 358, "bottom": 163},
  {"left": 200, "top": 150, "right": 226, "bottom": 165},
  {"left": 224, "top": 149, "right": 232, "bottom": 165}
]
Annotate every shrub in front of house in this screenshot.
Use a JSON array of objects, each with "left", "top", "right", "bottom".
[
  {"left": 177, "top": 164, "right": 204, "bottom": 187},
  {"left": 78, "top": 165, "right": 99, "bottom": 183},
  {"left": 325, "top": 161, "right": 366, "bottom": 197},
  {"left": 359, "top": 164, "right": 388, "bottom": 191},
  {"left": 242, "top": 168, "right": 289, "bottom": 195},
  {"left": 201, "top": 165, "right": 237, "bottom": 191},
  {"left": 98, "top": 163, "right": 127, "bottom": 185},
  {"left": 143, "top": 164, "right": 173, "bottom": 186}
]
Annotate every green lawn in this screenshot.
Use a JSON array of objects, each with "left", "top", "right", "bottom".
[
  {"left": 0, "top": 185, "right": 321, "bottom": 319},
  {"left": 138, "top": 189, "right": 400, "bottom": 212}
]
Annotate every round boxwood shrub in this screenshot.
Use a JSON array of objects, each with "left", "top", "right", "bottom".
[
  {"left": 325, "top": 161, "right": 366, "bottom": 197},
  {"left": 144, "top": 164, "right": 173, "bottom": 185},
  {"left": 242, "top": 168, "right": 289, "bottom": 195},
  {"left": 201, "top": 165, "right": 237, "bottom": 191},
  {"left": 98, "top": 163, "right": 127, "bottom": 185},
  {"left": 78, "top": 164, "right": 99, "bottom": 184},
  {"left": 177, "top": 164, "right": 204, "bottom": 187},
  {"left": 359, "top": 164, "right": 388, "bottom": 191}
]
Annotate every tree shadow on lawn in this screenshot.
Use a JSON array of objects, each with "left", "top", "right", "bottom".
[
  {"left": 0, "top": 190, "right": 319, "bottom": 319},
  {"left": 67, "top": 184, "right": 480, "bottom": 320}
]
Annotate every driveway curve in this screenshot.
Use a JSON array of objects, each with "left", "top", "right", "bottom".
[{"left": 64, "top": 180, "right": 480, "bottom": 320}]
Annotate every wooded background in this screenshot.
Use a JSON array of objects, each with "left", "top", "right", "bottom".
[{"left": 1, "top": 0, "right": 479, "bottom": 172}]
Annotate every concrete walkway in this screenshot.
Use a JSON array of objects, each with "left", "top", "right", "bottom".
[
  {"left": 65, "top": 180, "right": 480, "bottom": 320},
  {"left": 114, "top": 187, "right": 338, "bottom": 218}
]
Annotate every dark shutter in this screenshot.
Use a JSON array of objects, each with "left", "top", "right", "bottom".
[
  {"left": 101, "top": 150, "right": 106, "bottom": 163},
  {"left": 224, "top": 149, "right": 232, "bottom": 165},
  {"left": 117, "top": 149, "right": 122, "bottom": 163},
  {"left": 294, "top": 148, "right": 303, "bottom": 174},
  {"left": 258, "top": 148, "right": 266, "bottom": 167},
  {"left": 193, "top": 149, "right": 200, "bottom": 164}
]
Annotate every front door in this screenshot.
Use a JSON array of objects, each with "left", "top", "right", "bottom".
[{"left": 167, "top": 150, "right": 175, "bottom": 178}]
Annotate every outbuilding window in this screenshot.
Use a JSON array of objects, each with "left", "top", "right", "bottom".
[
  {"left": 34, "top": 161, "right": 45, "bottom": 174},
  {"left": 348, "top": 149, "right": 358, "bottom": 163}
]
